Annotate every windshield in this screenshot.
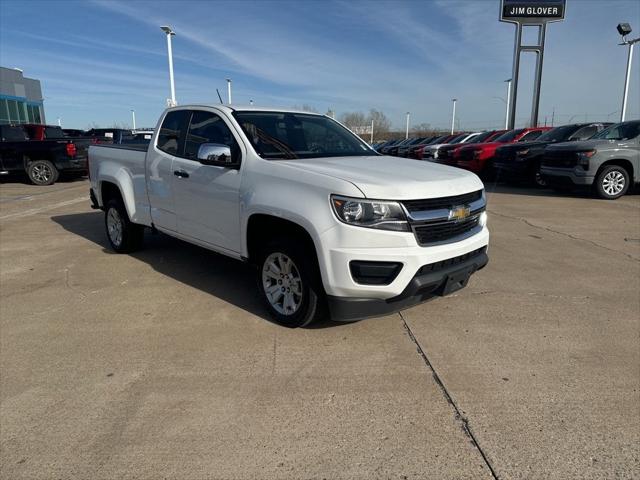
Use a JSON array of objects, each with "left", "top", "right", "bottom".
[
  {"left": 536, "top": 125, "right": 580, "bottom": 142},
  {"left": 467, "top": 131, "right": 495, "bottom": 144},
  {"left": 592, "top": 121, "right": 640, "bottom": 141},
  {"left": 494, "top": 129, "right": 525, "bottom": 143},
  {"left": 449, "top": 134, "right": 469, "bottom": 144},
  {"left": 233, "top": 111, "right": 373, "bottom": 159}
]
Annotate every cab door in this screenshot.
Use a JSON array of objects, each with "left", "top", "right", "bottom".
[
  {"left": 146, "top": 110, "right": 191, "bottom": 232},
  {"left": 171, "top": 109, "right": 243, "bottom": 254}
]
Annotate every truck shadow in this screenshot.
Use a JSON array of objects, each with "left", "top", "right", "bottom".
[{"left": 50, "top": 211, "right": 344, "bottom": 329}]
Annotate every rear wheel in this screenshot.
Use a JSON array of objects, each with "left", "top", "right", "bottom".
[
  {"left": 104, "top": 199, "right": 144, "bottom": 253},
  {"left": 257, "top": 238, "right": 325, "bottom": 327},
  {"left": 27, "top": 160, "right": 59, "bottom": 186},
  {"left": 594, "top": 165, "right": 629, "bottom": 200}
]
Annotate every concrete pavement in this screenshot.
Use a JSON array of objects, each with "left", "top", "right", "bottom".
[{"left": 1, "top": 178, "right": 638, "bottom": 479}]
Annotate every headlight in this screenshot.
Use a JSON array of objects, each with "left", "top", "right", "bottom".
[
  {"left": 516, "top": 148, "right": 529, "bottom": 157},
  {"left": 331, "top": 195, "right": 409, "bottom": 231},
  {"left": 479, "top": 211, "right": 488, "bottom": 227},
  {"left": 576, "top": 150, "right": 595, "bottom": 169}
]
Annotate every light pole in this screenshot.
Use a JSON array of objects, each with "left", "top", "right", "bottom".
[
  {"left": 131, "top": 110, "right": 136, "bottom": 130},
  {"left": 504, "top": 78, "right": 512, "bottom": 129},
  {"left": 160, "top": 26, "right": 176, "bottom": 107},
  {"left": 249, "top": 99, "right": 254, "bottom": 106},
  {"left": 617, "top": 23, "right": 640, "bottom": 122},
  {"left": 450, "top": 99, "right": 457, "bottom": 134},
  {"left": 405, "top": 112, "right": 410, "bottom": 139},
  {"left": 57, "top": 117, "right": 61, "bottom": 127},
  {"left": 226, "top": 78, "right": 232, "bottom": 105}
]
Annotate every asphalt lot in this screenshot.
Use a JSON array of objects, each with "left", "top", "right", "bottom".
[{"left": 1, "top": 177, "right": 638, "bottom": 479}]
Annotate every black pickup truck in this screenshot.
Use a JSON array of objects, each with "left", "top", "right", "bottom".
[{"left": 0, "top": 124, "right": 89, "bottom": 185}]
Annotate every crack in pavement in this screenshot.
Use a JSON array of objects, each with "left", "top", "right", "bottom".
[
  {"left": 488, "top": 209, "right": 640, "bottom": 262},
  {"left": 400, "top": 312, "right": 500, "bottom": 480}
]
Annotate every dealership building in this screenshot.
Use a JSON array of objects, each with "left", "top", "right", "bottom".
[{"left": 0, "top": 66, "right": 46, "bottom": 125}]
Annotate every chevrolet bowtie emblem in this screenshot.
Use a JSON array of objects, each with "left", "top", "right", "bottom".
[{"left": 448, "top": 205, "right": 471, "bottom": 221}]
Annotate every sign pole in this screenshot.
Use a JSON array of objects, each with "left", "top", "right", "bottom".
[
  {"left": 508, "top": 23, "right": 522, "bottom": 130},
  {"left": 530, "top": 23, "right": 547, "bottom": 127}
]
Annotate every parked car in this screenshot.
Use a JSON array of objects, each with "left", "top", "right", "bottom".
[
  {"left": 409, "top": 135, "right": 453, "bottom": 159},
  {"left": 377, "top": 139, "right": 402, "bottom": 154},
  {"left": 0, "top": 124, "right": 88, "bottom": 185},
  {"left": 541, "top": 120, "right": 640, "bottom": 199},
  {"left": 423, "top": 132, "right": 481, "bottom": 160},
  {"left": 23, "top": 124, "right": 67, "bottom": 140},
  {"left": 456, "top": 127, "right": 551, "bottom": 176},
  {"left": 385, "top": 138, "right": 416, "bottom": 156},
  {"left": 396, "top": 137, "right": 429, "bottom": 157},
  {"left": 63, "top": 129, "right": 86, "bottom": 138},
  {"left": 84, "top": 128, "right": 136, "bottom": 144},
  {"left": 89, "top": 105, "right": 489, "bottom": 327},
  {"left": 436, "top": 130, "right": 507, "bottom": 167},
  {"left": 400, "top": 136, "right": 437, "bottom": 158},
  {"left": 494, "top": 123, "right": 611, "bottom": 187}
]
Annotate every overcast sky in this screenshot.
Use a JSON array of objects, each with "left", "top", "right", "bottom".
[{"left": 1, "top": 0, "right": 638, "bottom": 130}]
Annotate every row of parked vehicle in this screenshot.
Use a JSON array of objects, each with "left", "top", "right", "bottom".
[
  {"left": 372, "top": 119, "right": 640, "bottom": 200},
  {"left": 0, "top": 124, "right": 153, "bottom": 185}
]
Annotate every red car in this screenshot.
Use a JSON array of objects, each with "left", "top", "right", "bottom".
[
  {"left": 436, "top": 130, "right": 507, "bottom": 167},
  {"left": 456, "top": 127, "right": 551, "bottom": 175}
]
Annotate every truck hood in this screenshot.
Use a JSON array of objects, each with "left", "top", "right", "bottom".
[
  {"left": 546, "top": 139, "right": 616, "bottom": 152},
  {"left": 278, "top": 155, "right": 484, "bottom": 200}
]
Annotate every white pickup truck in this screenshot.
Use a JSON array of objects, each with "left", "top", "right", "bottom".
[{"left": 89, "top": 105, "right": 489, "bottom": 327}]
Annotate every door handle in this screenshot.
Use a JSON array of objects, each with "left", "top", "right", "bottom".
[{"left": 173, "top": 170, "right": 189, "bottom": 178}]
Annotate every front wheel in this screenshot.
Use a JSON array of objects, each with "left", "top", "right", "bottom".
[
  {"left": 531, "top": 162, "right": 547, "bottom": 188},
  {"left": 258, "top": 238, "right": 325, "bottom": 328},
  {"left": 27, "top": 160, "right": 59, "bottom": 186},
  {"left": 594, "top": 165, "right": 629, "bottom": 200},
  {"left": 104, "top": 199, "right": 144, "bottom": 253}
]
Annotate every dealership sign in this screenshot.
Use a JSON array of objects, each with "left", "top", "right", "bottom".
[{"left": 500, "top": 0, "right": 566, "bottom": 24}]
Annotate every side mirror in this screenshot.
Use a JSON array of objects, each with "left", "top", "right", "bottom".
[{"left": 197, "top": 143, "right": 237, "bottom": 168}]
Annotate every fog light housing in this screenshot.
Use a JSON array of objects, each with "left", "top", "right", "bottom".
[{"left": 349, "top": 261, "right": 403, "bottom": 285}]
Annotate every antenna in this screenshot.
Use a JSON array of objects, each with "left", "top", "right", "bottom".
[{"left": 216, "top": 88, "right": 223, "bottom": 104}]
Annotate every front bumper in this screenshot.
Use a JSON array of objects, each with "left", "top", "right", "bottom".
[
  {"left": 318, "top": 222, "right": 489, "bottom": 300},
  {"left": 540, "top": 166, "right": 594, "bottom": 186},
  {"left": 327, "top": 248, "right": 488, "bottom": 321},
  {"left": 493, "top": 160, "right": 531, "bottom": 179}
]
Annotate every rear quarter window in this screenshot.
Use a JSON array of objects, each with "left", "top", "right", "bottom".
[{"left": 157, "top": 110, "right": 191, "bottom": 156}]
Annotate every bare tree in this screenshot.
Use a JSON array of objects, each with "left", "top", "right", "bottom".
[
  {"left": 339, "top": 111, "right": 367, "bottom": 130},
  {"left": 292, "top": 104, "right": 318, "bottom": 113},
  {"left": 369, "top": 109, "right": 390, "bottom": 137}
]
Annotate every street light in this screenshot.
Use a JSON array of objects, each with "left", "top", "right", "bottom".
[
  {"left": 131, "top": 109, "right": 136, "bottom": 130},
  {"left": 617, "top": 23, "right": 640, "bottom": 122},
  {"left": 405, "top": 112, "right": 410, "bottom": 140},
  {"left": 450, "top": 99, "right": 457, "bottom": 134},
  {"left": 160, "top": 26, "right": 176, "bottom": 107},
  {"left": 504, "top": 79, "right": 512, "bottom": 129},
  {"left": 226, "top": 78, "right": 232, "bottom": 105}
]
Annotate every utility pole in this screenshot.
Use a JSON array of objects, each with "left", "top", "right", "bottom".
[
  {"left": 226, "top": 78, "right": 232, "bottom": 105},
  {"left": 160, "top": 26, "right": 176, "bottom": 106},
  {"left": 405, "top": 112, "right": 410, "bottom": 139},
  {"left": 131, "top": 110, "right": 136, "bottom": 130},
  {"left": 450, "top": 99, "right": 457, "bottom": 134},
  {"left": 370, "top": 118, "right": 374, "bottom": 144}
]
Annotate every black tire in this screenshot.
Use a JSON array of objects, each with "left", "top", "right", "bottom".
[
  {"left": 104, "top": 199, "right": 144, "bottom": 253},
  {"left": 27, "top": 160, "right": 59, "bottom": 186},
  {"left": 257, "top": 237, "right": 325, "bottom": 328},
  {"left": 531, "top": 162, "right": 547, "bottom": 188},
  {"left": 594, "top": 165, "right": 630, "bottom": 200}
]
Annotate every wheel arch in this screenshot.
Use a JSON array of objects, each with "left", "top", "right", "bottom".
[{"left": 597, "top": 159, "right": 634, "bottom": 179}]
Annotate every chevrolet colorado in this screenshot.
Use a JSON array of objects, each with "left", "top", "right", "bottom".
[{"left": 89, "top": 106, "right": 489, "bottom": 327}]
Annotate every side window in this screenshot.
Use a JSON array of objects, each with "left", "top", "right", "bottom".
[
  {"left": 569, "top": 126, "right": 596, "bottom": 141},
  {"left": 157, "top": 110, "right": 190, "bottom": 156},
  {"left": 184, "top": 110, "right": 240, "bottom": 161},
  {"left": 518, "top": 130, "right": 543, "bottom": 142}
]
